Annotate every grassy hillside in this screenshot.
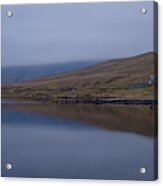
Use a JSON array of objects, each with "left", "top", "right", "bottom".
[{"left": 2, "top": 52, "right": 157, "bottom": 100}]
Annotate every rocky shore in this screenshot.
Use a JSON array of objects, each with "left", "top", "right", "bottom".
[
  {"left": 2, "top": 92, "right": 156, "bottom": 105},
  {"left": 17, "top": 93, "right": 156, "bottom": 105},
  {"left": 53, "top": 96, "right": 156, "bottom": 105}
]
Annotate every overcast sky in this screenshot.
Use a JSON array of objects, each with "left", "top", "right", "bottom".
[{"left": 1, "top": 1, "right": 155, "bottom": 67}]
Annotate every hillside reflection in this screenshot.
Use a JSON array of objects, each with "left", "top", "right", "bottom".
[{"left": 2, "top": 103, "right": 155, "bottom": 136}]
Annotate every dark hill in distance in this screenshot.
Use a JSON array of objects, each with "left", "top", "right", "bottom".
[
  {"left": 2, "top": 52, "right": 157, "bottom": 100},
  {"left": 1, "top": 61, "right": 98, "bottom": 84}
]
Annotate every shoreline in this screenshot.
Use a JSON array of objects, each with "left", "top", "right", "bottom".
[
  {"left": 53, "top": 97, "right": 156, "bottom": 105},
  {"left": 1, "top": 95, "right": 156, "bottom": 105}
]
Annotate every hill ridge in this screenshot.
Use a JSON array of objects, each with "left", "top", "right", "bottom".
[{"left": 2, "top": 52, "right": 157, "bottom": 101}]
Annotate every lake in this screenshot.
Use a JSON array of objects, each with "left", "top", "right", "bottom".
[{"left": 1, "top": 100, "right": 156, "bottom": 180}]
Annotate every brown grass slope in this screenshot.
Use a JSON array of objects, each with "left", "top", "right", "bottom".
[{"left": 2, "top": 52, "right": 157, "bottom": 99}]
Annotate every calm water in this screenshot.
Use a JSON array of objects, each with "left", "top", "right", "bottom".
[{"left": 1, "top": 101, "right": 156, "bottom": 180}]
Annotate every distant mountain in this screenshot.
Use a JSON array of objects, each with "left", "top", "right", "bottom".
[
  {"left": 1, "top": 61, "right": 98, "bottom": 84},
  {"left": 2, "top": 52, "right": 157, "bottom": 100}
]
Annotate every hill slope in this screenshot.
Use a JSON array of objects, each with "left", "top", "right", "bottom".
[
  {"left": 2, "top": 52, "right": 157, "bottom": 100},
  {"left": 1, "top": 61, "right": 97, "bottom": 84}
]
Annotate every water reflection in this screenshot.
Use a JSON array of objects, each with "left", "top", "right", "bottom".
[
  {"left": 2, "top": 102, "right": 155, "bottom": 136},
  {"left": 1, "top": 101, "right": 156, "bottom": 180}
]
